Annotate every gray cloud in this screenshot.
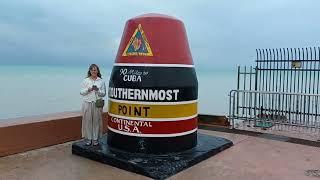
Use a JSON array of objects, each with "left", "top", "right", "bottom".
[{"left": 0, "top": 0, "right": 320, "bottom": 69}]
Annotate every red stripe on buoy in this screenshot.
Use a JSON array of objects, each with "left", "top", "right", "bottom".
[{"left": 108, "top": 115, "right": 197, "bottom": 135}]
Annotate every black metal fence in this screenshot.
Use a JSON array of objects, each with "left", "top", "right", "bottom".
[{"left": 230, "top": 48, "right": 320, "bottom": 135}]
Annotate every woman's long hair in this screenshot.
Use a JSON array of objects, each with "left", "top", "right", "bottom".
[{"left": 87, "top": 64, "right": 102, "bottom": 78}]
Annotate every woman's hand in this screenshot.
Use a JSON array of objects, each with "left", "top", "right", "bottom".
[
  {"left": 88, "top": 87, "right": 93, "bottom": 92},
  {"left": 92, "top": 85, "right": 99, "bottom": 91}
]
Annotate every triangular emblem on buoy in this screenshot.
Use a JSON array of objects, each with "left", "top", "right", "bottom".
[{"left": 122, "top": 24, "right": 153, "bottom": 56}]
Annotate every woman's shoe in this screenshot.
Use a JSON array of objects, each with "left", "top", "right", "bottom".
[
  {"left": 92, "top": 140, "right": 99, "bottom": 146},
  {"left": 85, "top": 140, "right": 92, "bottom": 146}
]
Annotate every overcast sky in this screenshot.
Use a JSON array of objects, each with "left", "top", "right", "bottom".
[{"left": 0, "top": 0, "right": 319, "bottom": 69}]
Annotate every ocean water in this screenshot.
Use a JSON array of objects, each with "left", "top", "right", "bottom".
[{"left": 0, "top": 65, "right": 237, "bottom": 120}]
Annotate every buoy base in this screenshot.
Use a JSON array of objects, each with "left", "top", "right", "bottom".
[
  {"left": 72, "top": 133, "right": 233, "bottom": 179},
  {"left": 107, "top": 131, "right": 197, "bottom": 154}
]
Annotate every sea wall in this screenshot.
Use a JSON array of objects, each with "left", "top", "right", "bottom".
[
  {"left": 0, "top": 112, "right": 227, "bottom": 157},
  {"left": 0, "top": 111, "right": 108, "bottom": 157}
]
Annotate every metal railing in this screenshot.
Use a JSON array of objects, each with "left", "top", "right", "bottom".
[
  {"left": 231, "top": 47, "right": 320, "bottom": 127},
  {"left": 229, "top": 90, "right": 320, "bottom": 130}
]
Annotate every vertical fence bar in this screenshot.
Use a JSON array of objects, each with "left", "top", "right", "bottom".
[
  {"left": 305, "top": 48, "right": 309, "bottom": 126},
  {"left": 314, "top": 47, "right": 319, "bottom": 128},
  {"left": 262, "top": 48, "right": 265, "bottom": 92},
  {"left": 237, "top": 66, "right": 240, "bottom": 116},
  {"left": 258, "top": 49, "right": 262, "bottom": 123},
  {"left": 316, "top": 47, "right": 320, "bottom": 130},
  {"left": 311, "top": 47, "right": 316, "bottom": 127},
  {"left": 280, "top": 48, "right": 286, "bottom": 124},
  {"left": 287, "top": 48, "right": 292, "bottom": 124},
  {"left": 293, "top": 48, "right": 297, "bottom": 124},
  {"left": 298, "top": 48, "right": 302, "bottom": 125},
  {"left": 266, "top": 49, "right": 270, "bottom": 124},
  {"left": 270, "top": 49, "right": 274, "bottom": 124},
  {"left": 249, "top": 67, "right": 253, "bottom": 121}
]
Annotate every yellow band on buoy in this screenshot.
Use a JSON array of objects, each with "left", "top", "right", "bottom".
[{"left": 108, "top": 100, "right": 197, "bottom": 119}]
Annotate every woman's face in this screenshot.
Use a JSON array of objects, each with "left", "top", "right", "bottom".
[{"left": 90, "top": 67, "right": 98, "bottom": 78}]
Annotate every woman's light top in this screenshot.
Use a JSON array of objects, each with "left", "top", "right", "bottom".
[{"left": 80, "top": 77, "right": 106, "bottom": 102}]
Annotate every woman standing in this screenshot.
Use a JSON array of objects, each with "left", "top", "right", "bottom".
[{"left": 80, "top": 64, "right": 106, "bottom": 146}]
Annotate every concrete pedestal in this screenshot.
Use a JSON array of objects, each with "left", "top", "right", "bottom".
[{"left": 72, "top": 133, "right": 233, "bottom": 179}]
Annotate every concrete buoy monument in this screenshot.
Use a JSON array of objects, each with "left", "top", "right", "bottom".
[
  {"left": 107, "top": 13, "right": 198, "bottom": 153},
  {"left": 73, "top": 13, "right": 233, "bottom": 179}
]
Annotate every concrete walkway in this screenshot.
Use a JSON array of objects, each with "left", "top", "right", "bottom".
[{"left": 0, "top": 130, "right": 319, "bottom": 180}]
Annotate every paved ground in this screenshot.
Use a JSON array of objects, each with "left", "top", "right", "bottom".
[{"left": 0, "top": 130, "right": 319, "bottom": 180}]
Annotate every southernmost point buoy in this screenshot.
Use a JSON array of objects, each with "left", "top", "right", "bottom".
[
  {"left": 72, "top": 14, "right": 233, "bottom": 179},
  {"left": 107, "top": 13, "right": 198, "bottom": 153}
]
